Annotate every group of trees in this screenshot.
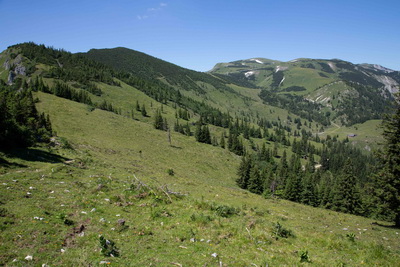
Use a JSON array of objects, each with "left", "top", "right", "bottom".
[
  {"left": 237, "top": 94, "right": 400, "bottom": 226},
  {"left": 0, "top": 79, "right": 53, "bottom": 149}
]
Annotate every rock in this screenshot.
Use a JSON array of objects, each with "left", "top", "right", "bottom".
[
  {"left": 211, "top": 252, "right": 218, "bottom": 258},
  {"left": 25, "top": 255, "right": 33, "bottom": 261},
  {"left": 8, "top": 71, "right": 16, "bottom": 84},
  {"left": 117, "top": 219, "right": 125, "bottom": 226}
]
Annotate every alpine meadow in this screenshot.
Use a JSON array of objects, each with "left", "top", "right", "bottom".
[{"left": 0, "top": 40, "right": 400, "bottom": 267}]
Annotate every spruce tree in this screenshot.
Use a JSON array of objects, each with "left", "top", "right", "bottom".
[
  {"left": 236, "top": 156, "right": 252, "bottom": 189},
  {"left": 372, "top": 94, "right": 400, "bottom": 226},
  {"left": 141, "top": 104, "right": 147, "bottom": 117},
  {"left": 220, "top": 133, "right": 225, "bottom": 148},
  {"left": 248, "top": 164, "right": 263, "bottom": 194},
  {"left": 332, "top": 159, "right": 360, "bottom": 214}
]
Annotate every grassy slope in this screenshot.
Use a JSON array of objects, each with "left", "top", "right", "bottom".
[{"left": 1, "top": 92, "right": 399, "bottom": 266}]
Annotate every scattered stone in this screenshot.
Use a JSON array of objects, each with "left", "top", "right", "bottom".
[
  {"left": 190, "top": 238, "right": 195, "bottom": 242},
  {"left": 61, "top": 248, "right": 65, "bottom": 253},
  {"left": 342, "top": 228, "right": 348, "bottom": 231},
  {"left": 117, "top": 219, "right": 125, "bottom": 226},
  {"left": 25, "top": 255, "right": 33, "bottom": 261},
  {"left": 91, "top": 208, "right": 96, "bottom": 212},
  {"left": 211, "top": 253, "right": 218, "bottom": 258},
  {"left": 81, "top": 211, "right": 87, "bottom": 214},
  {"left": 179, "top": 246, "right": 187, "bottom": 249},
  {"left": 64, "top": 190, "right": 70, "bottom": 193},
  {"left": 100, "top": 261, "right": 110, "bottom": 265},
  {"left": 104, "top": 199, "right": 110, "bottom": 202},
  {"left": 206, "top": 240, "right": 211, "bottom": 243},
  {"left": 100, "top": 218, "right": 106, "bottom": 223},
  {"left": 116, "top": 214, "right": 121, "bottom": 217},
  {"left": 200, "top": 239, "right": 205, "bottom": 242}
]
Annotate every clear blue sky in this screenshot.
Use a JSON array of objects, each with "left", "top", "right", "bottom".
[{"left": 1, "top": 0, "right": 399, "bottom": 71}]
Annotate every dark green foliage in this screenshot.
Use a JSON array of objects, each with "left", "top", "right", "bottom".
[
  {"left": 154, "top": 109, "right": 165, "bottom": 130},
  {"left": 211, "top": 204, "right": 238, "bottom": 218},
  {"left": 141, "top": 104, "right": 147, "bottom": 117},
  {"left": 259, "top": 90, "right": 330, "bottom": 126},
  {"left": 236, "top": 156, "right": 252, "bottom": 189},
  {"left": 194, "top": 120, "right": 211, "bottom": 144},
  {"left": 10, "top": 42, "right": 118, "bottom": 87},
  {"left": 284, "top": 86, "right": 307, "bottom": 92},
  {"left": 371, "top": 94, "right": 400, "bottom": 226},
  {"left": 299, "top": 250, "right": 311, "bottom": 263},
  {"left": 167, "top": 168, "right": 174, "bottom": 176},
  {"left": 0, "top": 82, "right": 53, "bottom": 149},
  {"left": 346, "top": 232, "right": 356, "bottom": 242},
  {"left": 84, "top": 47, "right": 244, "bottom": 95},
  {"left": 332, "top": 159, "right": 361, "bottom": 214},
  {"left": 272, "top": 222, "right": 293, "bottom": 240},
  {"left": 248, "top": 164, "right": 263, "bottom": 194},
  {"left": 99, "top": 235, "right": 119, "bottom": 257}
]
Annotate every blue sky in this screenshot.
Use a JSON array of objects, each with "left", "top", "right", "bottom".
[{"left": 0, "top": 0, "right": 399, "bottom": 71}]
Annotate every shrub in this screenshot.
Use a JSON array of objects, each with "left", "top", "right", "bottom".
[
  {"left": 211, "top": 204, "right": 238, "bottom": 218},
  {"left": 299, "top": 250, "right": 310, "bottom": 263},
  {"left": 99, "top": 235, "right": 119, "bottom": 257},
  {"left": 167, "top": 168, "right": 175, "bottom": 176},
  {"left": 272, "top": 222, "right": 293, "bottom": 240}
]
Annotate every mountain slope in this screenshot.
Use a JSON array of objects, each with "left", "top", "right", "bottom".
[
  {"left": 0, "top": 42, "right": 399, "bottom": 265},
  {"left": 0, "top": 92, "right": 398, "bottom": 266},
  {"left": 211, "top": 58, "right": 399, "bottom": 126}
]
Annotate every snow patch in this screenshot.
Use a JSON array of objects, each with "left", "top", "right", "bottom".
[
  {"left": 250, "top": 58, "right": 264, "bottom": 64},
  {"left": 328, "top": 62, "right": 336, "bottom": 71},
  {"left": 275, "top": 66, "right": 288, "bottom": 72},
  {"left": 245, "top": 71, "right": 256, "bottom": 78},
  {"left": 279, "top": 76, "right": 285, "bottom": 87}
]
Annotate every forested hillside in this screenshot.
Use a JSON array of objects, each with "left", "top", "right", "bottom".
[{"left": 0, "top": 42, "right": 399, "bottom": 266}]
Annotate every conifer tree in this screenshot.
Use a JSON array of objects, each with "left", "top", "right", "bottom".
[
  {"left": 248, "top": 164, "right": 263, "bottom": 194},
  {"left": 141, "top": 104, "right": 147, "bottom": 117},
  {"left": 372, "top": 94, "right": 400, "bottom": 226},
  {"left": 220, "top": 133, "right": 225, "bottom": 148},
  {"left": 236, "top": 156, "right": 252, "bottom": 189},
  {"left": 332, "top": 158, "right": 360, "bottom": 214}
]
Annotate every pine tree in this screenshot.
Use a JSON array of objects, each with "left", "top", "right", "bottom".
[
  {"left": 236, "top": 156, "right": 252, "bottom": 189},
  {"left": 220, "top": 133, "right": 225, "bottom": 148},
  {"left": 248, "top": 164, "right": 263, "bottom": 194},
  {"left": 153, "top": 109, "right": 164, "bottom": 130},
  {"left": 372, "top": 94, "right": 400, "bottom": 226},
  {"left": 141, "top": 104, "right": 147, "bottom": 117},
  {"left": 332, "top": 159, "right": 360, "bottom": 214}
]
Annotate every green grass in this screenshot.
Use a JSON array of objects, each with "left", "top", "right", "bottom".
[
  {"left": 322, "top": 119, "right": 383, "bottom": 151},
  {"left": 1, "top": 92, "right": 399, "bottom": 266}
]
